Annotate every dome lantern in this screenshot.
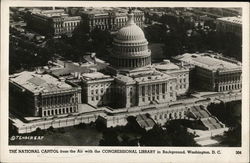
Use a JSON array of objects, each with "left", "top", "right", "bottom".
[{"left": 127, "top": 12, "right": 135, "bottom": 25}]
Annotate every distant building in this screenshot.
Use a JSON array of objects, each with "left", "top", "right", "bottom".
[
  {"left": 26, "top": 9, "right": 81, "bottom": 36},
  {"left": 80, "top": 9, "right": 144, "bottom": 32},
  {"left": 9, "top": 71, "right": 82, "bottom": 117},
  {"left": 216, "top": 16, "right": 242, "bottom": 36},
  {"left": 174, "top": 53, "right": 242, "bottom": 92},
  {"left": 192, "top": 8, "right": 241, "bottom": 19}
]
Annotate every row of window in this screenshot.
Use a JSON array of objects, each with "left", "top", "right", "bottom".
[
  {"left": 216, "top": 76, "right": 241, "bottom": 83},
  {"left": 64, "top": 21, "right": 80, "bottom": 27},
  {"left": 115, "top": 46, "right": 147, "bottom": 53},
  {"left": 43, "top": 107, "right": 77, "bottom": 116},
  {"left": 54, "top": 27, "right": 77, "bottom": 34},
  {"left": 90, "top": 16, "right": 143, "bottom": 24},
  {"left": 54, "top": 21, "right": 79, "bottom": 28},
  {"left": 141, "top": 84, "right": 173, "bottom": 96},
  {"left": 154, "top": 111, "right": 186, "bottom": 120},
  {"left": 114, "top": 57, "right": 150, "bottom": 67},
  {"left": 90, "top": 83, "right": 111, "bottom": 88},
  {"left": 41, "top": 96, "right": 78, "bottom": 106},
  {"left": 90, "top": 94, "right": 112, "bottom": 101},
  {"left": 179, "top": 78, "right": 187, "bottom": 83},
  {"left": 218, "top": 83, "right": 241, "bottom": 92},
  {"left": 91, "top": 88, "right": 111, "bottom": 95},
  {"left": 177, "top": 84, "right": 187, "bottom": 90},
  {"left": 141, "top": 92, "right": 175, "bottom": 102}
]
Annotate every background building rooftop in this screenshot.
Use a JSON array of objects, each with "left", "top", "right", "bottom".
[
  {"left": 175, "top": 53, "right": 241, "bottom": 71},
  {"left": 217, "top": 16, "right": 242, "bottom": 25}
]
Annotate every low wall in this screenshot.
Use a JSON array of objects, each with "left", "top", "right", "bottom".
[
  {"left": 12, "top": 111, "right": 106, "bottom": 134},
  {"left": 11, "top": 91, "right": 241, "bottom": 134}
]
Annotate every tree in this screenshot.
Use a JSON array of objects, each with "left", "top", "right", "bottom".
[
  {"left": 207, "top": 101, "right": 240, "bottom": 127},
  {"left": 140, "top": 125, "right": 172, "bottom": 146},
  {"left": 140, "top": 120, "right": 199, "bottom": 146},
  {"left": 99, "top": 127, "right": 121, "bottom": 146},
  {"left": 219, "top": 125, "right": 241, "bottom": 147},
  {"left": 165, "top": 120, "right": 199, "bottom": 146},
  {"left": 90, "top": 28, "right": 113, "bottom": 59}
]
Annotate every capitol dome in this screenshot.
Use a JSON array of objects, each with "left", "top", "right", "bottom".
[
  {"left": 110, "top": 12, "right": 151, "bottom": 69},
  {"left": 115, "top": 21, "right": 146, "bottom": 42}
]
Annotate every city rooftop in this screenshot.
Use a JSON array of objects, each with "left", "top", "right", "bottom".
[
  {"left": 175, "top": 53, "right": 241, "bottom": 71},
  {"left": 217, "top": 16, "right": 242, "bottom": 25},
  {"left": 10, "top": 71, "right": 72, "bottom": 94}
]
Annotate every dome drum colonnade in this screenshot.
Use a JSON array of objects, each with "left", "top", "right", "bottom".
[{"left": 110, "top": 12, "right": 151, "bottom": 69}]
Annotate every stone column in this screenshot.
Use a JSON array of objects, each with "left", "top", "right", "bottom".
[
  {"left": 49, "top": 96, "right": 53, "bottom": 105},
  {"left": 159, "top": 83, "right": 162, "bottom": 95},
  {"left": 60, "top": 95, "right": 62, "bottom": 105}
]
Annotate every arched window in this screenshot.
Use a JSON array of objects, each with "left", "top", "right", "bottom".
[
  {"left": 179, "top": 112, "right": 182, "bottom": 118},
  {"left": 169, "top": 113, "right": 172, "bottom": 119}
]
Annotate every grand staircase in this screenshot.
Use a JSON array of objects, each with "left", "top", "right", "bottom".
[{"left": 189, "top": 105, "right": 225, "bottom": 130}]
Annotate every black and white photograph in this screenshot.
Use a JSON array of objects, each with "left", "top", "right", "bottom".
[
  {"left": 1, "top": 1, "right": 249, "bottom": 163},
  {"left": 8, "top": 6, "right": 243, "bottom": 147}
]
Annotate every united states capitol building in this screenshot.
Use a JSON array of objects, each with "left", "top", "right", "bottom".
[{"left": 9, "top": 11, "right": 242, "bottom": 136}]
